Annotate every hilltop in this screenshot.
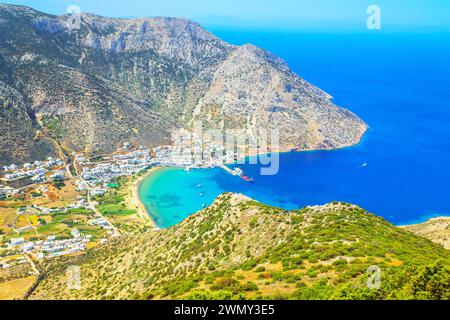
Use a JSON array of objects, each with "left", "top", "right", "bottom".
[
  {"left": 30, "top": 193, "right": 450, "bottom": 300},
  {"left": 0, "top": 3, "right": 367, "bottom": 165}
]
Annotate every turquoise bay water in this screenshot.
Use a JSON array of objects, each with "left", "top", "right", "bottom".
[{"left": 139, "top": 31, "right": 450, "bottom": 228}]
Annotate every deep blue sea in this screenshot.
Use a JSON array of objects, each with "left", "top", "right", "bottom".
[{"left": 139, "top": 30, "right": 450, "bottom": 228}]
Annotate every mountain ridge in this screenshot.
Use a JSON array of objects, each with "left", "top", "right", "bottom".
[{"left": 0, "top": 3, "right": 367, "bottom": 165}]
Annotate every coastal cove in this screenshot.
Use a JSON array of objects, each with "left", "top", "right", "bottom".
[
  {"left": 138, "top": 31, "right": 450, "bottom": 229},
  {"left": 137, "top": 142, "right": 449, "bottom": 229}
]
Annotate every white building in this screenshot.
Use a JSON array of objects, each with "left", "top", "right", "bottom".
[
  {"left": 71, "top": 229, "right": 81, "bottom": 238},
  {"left": 9, "top": 238, "right": 25, "bottom": 247},
  {"left": 21, "top": 242, "right": 35, "bottom": 252},
  {"left": 91, "top": 188, "right": 108, "bottom": 196}
]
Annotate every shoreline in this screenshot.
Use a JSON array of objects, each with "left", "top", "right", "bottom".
[
  {"left": 131, "top": 167, "right": 164, "bottom": 228},
  {"left": 401, "top": 216, "right": 450, "bottom": 249},
  {"left": 399, "top": 215, "right": 450, "bottom": 228},
  {"left": 134, "top": 163, "right": 450, "bottom": 230},
  {"left": 233, "top": 126, "right": 370, "bottom": 163},
  {"left": 134, "top": 131, "right": 450, "bottom": 231}
]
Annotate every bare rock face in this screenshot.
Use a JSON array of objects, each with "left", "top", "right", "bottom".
[
  {"left": 0, "top": 3, "right": 367, "bottom": 165},
  {"left": 192, "top": 44, "right": 367, "bottom": 150}
]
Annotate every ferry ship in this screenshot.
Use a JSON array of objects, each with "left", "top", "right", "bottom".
[
  {"left": 240, "top": 174, "right": 255, "bottom": 183},
  {"left": 219, "top": 165, "right": 255, "bottom": 183}
]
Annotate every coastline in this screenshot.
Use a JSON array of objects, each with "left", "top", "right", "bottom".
[
  {"left": 234, "top": 126, "right": 370, "bottom": 163},
  {"left": 401, "top": 216, "right": 450, "bottom": 249},
  {"left": 400, "top": 215, "right": 450, "bottom": 227},
  {"left": 134, "top": 130, "right": 450, "bottom": 233},
  {"left": 131, "top": 167, "right": 164, "bottom": 228},
  {"left": 133, "top": 162, "right": 450, "bottom": 241},
  {"left": 133, "top": 131, "right": 372, "bottom": 229}
]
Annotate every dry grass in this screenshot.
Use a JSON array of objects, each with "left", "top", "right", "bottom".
[
  {"left": 0, "top": 207, "right": 16, "bottom": 233},
  {"left": 58, "top": 181, "right": 79, "bottom": 202},
  {"left": 234, "top": 263, "right": 301, "bottom": 298},
  {"left": 0, "top": 276, "right": 37, "bottom": 300},
  {"left": 26, "top": 181, "right": 79, "bottom": 208},
  {"left": 15, "top": 215, "right": 32, "bottom": 228}
]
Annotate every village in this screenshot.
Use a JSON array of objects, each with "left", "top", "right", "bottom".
[
  {"left": 0, "top": 157, "right": 66, "bottom": 200},
  {"left": 0, "top": 132, "right": 249, "bottom": 279},
  {"left": 0, "top": 145, "right": 154, "bottom": 273}
]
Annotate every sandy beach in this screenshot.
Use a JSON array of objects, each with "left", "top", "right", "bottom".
[{"left": 130, "top": 166, "right": 163, "bottom": 228}]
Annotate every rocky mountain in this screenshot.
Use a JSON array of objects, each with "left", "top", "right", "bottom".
[
  {"left": 30, "top": 194, "right": 450, "bottom": 300},
  {"left": 0, "top": 82, "right": 56, "bottom": 165},
  {"left": 0, "top": 3, "right": 367, "bottom": 165}
]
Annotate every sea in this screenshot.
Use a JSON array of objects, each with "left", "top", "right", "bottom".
[{"left": 139, "top": 29, "right": 450, "bottom": 228}]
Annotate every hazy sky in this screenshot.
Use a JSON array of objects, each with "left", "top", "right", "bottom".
[{"left": 2, "top": 0, "right": 450, "bottom": 31}]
